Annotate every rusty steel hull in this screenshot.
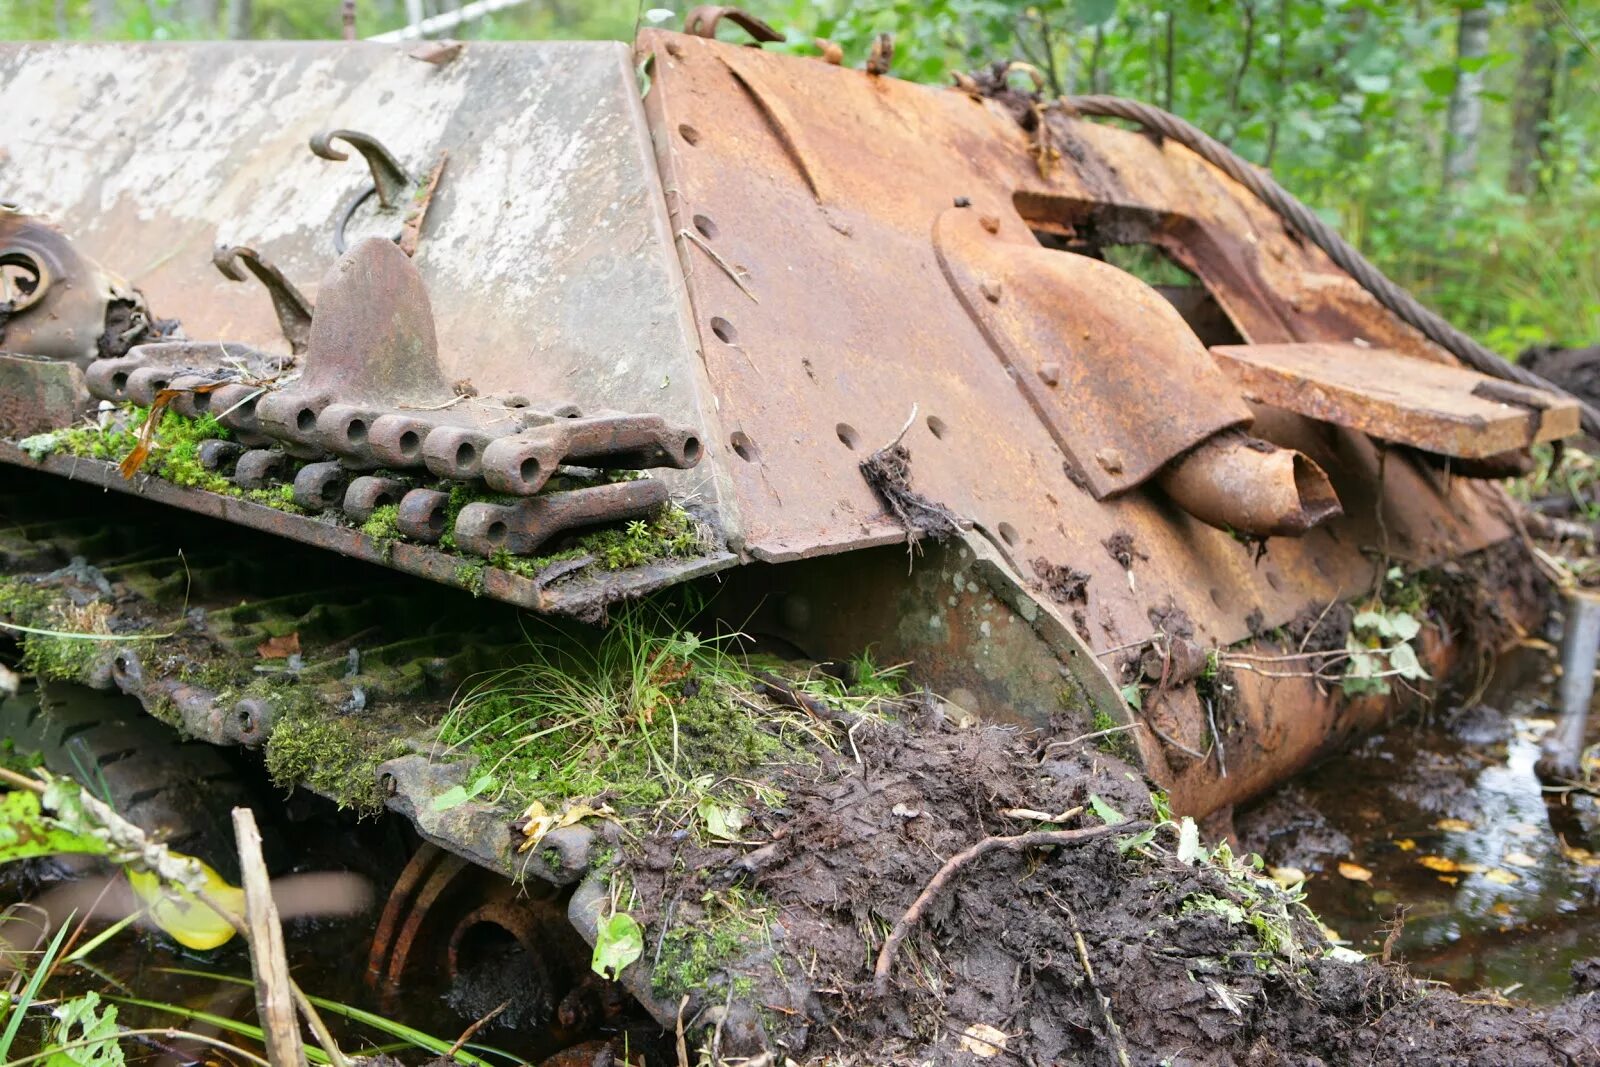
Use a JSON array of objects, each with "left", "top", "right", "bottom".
[{"left": 0, "top": 32, "right": 1564, "bottom": 822}]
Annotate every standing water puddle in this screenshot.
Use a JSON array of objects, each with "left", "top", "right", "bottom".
[{"left": 1241, "top": 647, "right": 1600, "bottom": 1003}]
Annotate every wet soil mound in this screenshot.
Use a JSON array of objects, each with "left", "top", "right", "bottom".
[{"left": 627, "top": 703, "right": 1599, "bottom": 1064}]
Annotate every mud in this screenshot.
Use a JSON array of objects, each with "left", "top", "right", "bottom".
[
  {"left": 622, "top": 698, "right": 1599, "bottom": 1064},
  {"left": 1029, "top": 556, "right": 1090, "bottom": 603},
  {"left": 858, "top": 443, "right": 963, "bottom": 544}
]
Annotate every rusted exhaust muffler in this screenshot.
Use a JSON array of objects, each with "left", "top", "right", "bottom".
[{"left": 1158, "top": 432, "right": 1342, "bottom": 537}]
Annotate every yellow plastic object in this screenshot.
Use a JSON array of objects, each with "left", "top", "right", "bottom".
[{"left": 126, "top": 862, "right": 244, "bottom": 951}]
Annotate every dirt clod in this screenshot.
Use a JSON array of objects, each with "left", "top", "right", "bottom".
[
  {"left": 859, "top": 443, "right": 962, "bottom": 545},
  {"left": 1030, "top": 556, "right": 1090, "bottom": 603}
]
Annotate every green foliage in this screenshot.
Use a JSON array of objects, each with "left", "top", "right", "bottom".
[
  {"left": 591, "top": 911, "right": 645, "bottom": 979},
  {"left": 47, "top": 993, "right": 125, "bottom": 1067},
  {"left": 756, "top": 0, "right": 1598, "bottom": 354},
  {"left": 0, "top": 790, "right": 110, "bottom": 865},
  {"left": 1342, "top": 606, "right": 1429, "bottom": 697}
]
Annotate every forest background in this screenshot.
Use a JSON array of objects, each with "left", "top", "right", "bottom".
[{"left": 4, "top": 0, "right": 1595, "bottom": 356}]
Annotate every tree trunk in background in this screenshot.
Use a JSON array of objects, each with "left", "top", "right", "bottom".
[
  {"left": 227, "top": 0, "right": 251, "bottom": 39},
  {"left": 53, "top": 0, "right": 68, "bottom": 36},
  {"left": 1507, "top": 12, "right": 1558, "bottom": 197},
  {"left": 1443, "top": 4, "right": 1491, "bottom": 188},
  {"left": 91, "top": 0, "right": 116, "bottom": 37}
]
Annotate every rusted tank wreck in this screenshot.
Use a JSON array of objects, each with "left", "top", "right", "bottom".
[{"left": 0, "top": 11, "right": 1591, "bottom": 1064}]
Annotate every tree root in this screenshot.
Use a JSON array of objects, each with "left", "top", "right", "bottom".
[{"left": 871, "top": 820, "right": 1145, "bottom": 995}]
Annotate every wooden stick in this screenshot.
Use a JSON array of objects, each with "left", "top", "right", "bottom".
[
  {"left": 233, "top": 807, "right": 307, "bottom": 1067},
  {"left": 871, "top": 821, "right": 1142, "bottom": 995}
]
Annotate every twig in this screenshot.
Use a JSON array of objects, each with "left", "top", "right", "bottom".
[
  {"left": 678, "top": 229, "right": 758, "bottom": 303},
  {"left": 1137, "top": 714, "right": 1205, "bottom": 760},
  {"left": 871, "top": 821, "right": 1141, "bottom": 995},
  {"left": 1204, "top": 696, "right": 1227, "bottom": 779},
  {"left": 1042, "top": 723, "right": 1142, "bottom": 751},
  {"left": 233, "top": 807, "right": 306, "bottom": 1067},
  {"left": 1059, "top": 897, "right": 1131, "bottom": 1067},
  {"left": 447, "top": 999, "right": 509, "bottom": 1056}
]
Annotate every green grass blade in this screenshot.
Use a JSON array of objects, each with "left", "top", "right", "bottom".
[
  {"left": 106, "top": 994, "right": 331, "bottom": 1065},
  {"left": 62, "top": 911, "right": 141, "bottom": 964},
  {"left": 0, "top": 912, "right": 74, "bottom": 1062},
  {"left": 154, "top": 968, "right": 510, "bottom": 1067}
]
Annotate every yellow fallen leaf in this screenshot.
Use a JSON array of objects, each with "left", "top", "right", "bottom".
[
  {"left": 514, "top": 799, "right": 617, "bottom": 853},
  {"left": 1337, "top": 862, "right": 1372, "bottom": 882},
  {"left": 1394, "top": 838, "right": 1416, "bottom": 851},
  {"left": 959, "top": 1023, "right": 1008, "bottom": 1058},
  {"left": 1502, "top": 851, "right": 1538, "bottom": 868},
  {"left": 1457, "top": 862, "right": 1485, "bottom": 874},
  {"left": 1559, "top": 844, "right": 1599, "bottom": 866},
  {"left": 1319, "top": 923, "right": 1342, "bottom": 943},
  {"left": 1433, "top": 818, "right": 1473, "bottom": 833},
  {"left": 1490, "top": 901, "right": 1515, "bottom": 917},
  {"left": 1269, "top": 866, "right": 1306, "bottom": 889},
  {"left": 1419, "top": 855, "right": 1458, "bottom": 872},
  {"left": 127, "top": 863, "right": 244, "bottom": 951},
  {"left": 1483, "top": 868, "right": 1519, "bottom": 885},
  {"left": 1437, "top": 875, "right": 1459, "bottom": 886}
]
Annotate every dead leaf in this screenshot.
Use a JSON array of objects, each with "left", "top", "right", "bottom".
[
  {"left": 1482, "top": 868, "right": 1520, "bottom": 885},
  {"left": 1419, "top": 855, "right": 1458, "bottom": 872},
  {"left": 1269, "top": 866, "right": 1306, "bottom": 889},
  {"left": 1433, "top": 818, "right": 1473, "bottom": 833},
  {"left": 1437, "top": 875, "right": 1459, "bottom": 886},
  {"left": 1394, "top": 838, "right": 1416, "bottom": 851},
  {"left": 256, "top": 632, "right": 301, "bottom": 659},
  {"left": 408, "top": 39, "right": 463, "bottom": 65},
  {"left": 958, "top": 1023, "right": 1008, "bottom": 1058},
  {"left": 514, "top": 799, "right": 617, "bottom": 853},
  {"left": 1502, "top": 851, "right": 1538, "bottom": 868},
  {"left": 1337, "top": 862, "right": 1372, "bottom": 883}
]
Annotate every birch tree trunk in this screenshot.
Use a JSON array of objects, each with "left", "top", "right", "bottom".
[
  {"left": 1507, "top": 12, "right": 1558, "bottom": 197},
  {"left": 227, "top": 0, "right": 251, "bottom": 39},
  {"left": 91, "top": 0, "right": 117, "bottom": 37},
  {"left": 1443, "top": 4, "right": 1492, "bottom": 188}
]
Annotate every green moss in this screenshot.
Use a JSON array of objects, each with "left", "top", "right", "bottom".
[
  {"left": 454, "top": 562, "right": 486, "bottom": 596},
  {"left": 651, "top": 888, "right": 772, "bottom": 1000},
  {"left": 244, "top": 484, "right": 304, "bottom": 514},
  {"left": 20, "top": 633, "right": 102, "bottom": 682},
  {"left": 264, "top": 702, "right": 409, "bottom": 815},
  {"left": 0, "top": 578, "right": 110, "bottom": 683},
  {"left": 1089, "top": 705, "right": 1136, "bottom": 759},
  {"left": 362, "top": 504, "right": 400, "bottom": 541}
]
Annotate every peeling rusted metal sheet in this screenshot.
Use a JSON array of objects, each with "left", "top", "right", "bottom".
[
  {"left": 1211, "top": 342, "right": 1580, "bottom": 458},
  {"left": 637, "top": 29, "right": 1512, "bottom": 654},
  {"left": 932, "top": 207, "right": 1252, "bottom": 497}
]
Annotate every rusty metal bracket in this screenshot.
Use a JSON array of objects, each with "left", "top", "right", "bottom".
[
  {"left": 213, "top": 245, "right": 314, "bottom": 355},
  {"left": 311, "top": 129, "right": 417, "bottom": 254},
  {"left": 684, "top": 6, "right": 783, "bottom": 43}
]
